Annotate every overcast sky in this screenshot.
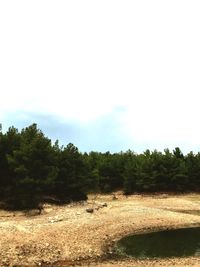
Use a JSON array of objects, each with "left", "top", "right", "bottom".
[{"left": 1, "top": 1, "right": 200, "bottom": 153}]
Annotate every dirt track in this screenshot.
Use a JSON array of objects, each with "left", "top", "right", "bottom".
[{"left": 0, "top": 193, "right": 200, "bottom": 266}]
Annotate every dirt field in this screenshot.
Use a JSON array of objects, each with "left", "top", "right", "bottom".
[{"left": 0, "top": 193, "right": 200, "bottom": 267}]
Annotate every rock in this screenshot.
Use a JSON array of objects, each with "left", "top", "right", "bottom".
[
  {"left": 48, "top": 216, "right": 63, "bottom": 223},
  {"left": 112, "top": 195, "right": 118, "bottom": 200},
  {"left": 86, "top": 208, "right": 94, "bottom": 213},
  {"left": 96, "top": 202, "right": 108, "bottom": 209},
  {"left": 45, "top": 208, "right": 53, "bottom": 213},
  {"left": 25, "top": 209, "right": 41, "bottom": 216}
]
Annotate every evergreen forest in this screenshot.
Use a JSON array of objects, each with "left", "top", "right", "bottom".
[{"left": 0, "top": 124, "right": 199, "bottom": 209}]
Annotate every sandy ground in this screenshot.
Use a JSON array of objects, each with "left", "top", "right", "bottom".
[{"left": 0, "top": 193, "right": 200, "bottom": 267}]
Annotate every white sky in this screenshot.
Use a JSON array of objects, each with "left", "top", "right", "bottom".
[{"left": 1, "top": 1, "right": 200, "bottom": 152}]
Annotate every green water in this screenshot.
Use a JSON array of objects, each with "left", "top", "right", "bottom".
[{"left": 117, "top": 227, "right": 200, "bottom": 259}]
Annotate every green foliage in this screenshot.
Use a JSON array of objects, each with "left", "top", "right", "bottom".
[
  {"left": 55, "top": 143, "right": 87, "bottom": 201},
  {"left": 0, "top": 123, "right": 199, "bottom": 210}
]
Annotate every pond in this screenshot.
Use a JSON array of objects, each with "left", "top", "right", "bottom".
[{"left": 116, "top": 227, "right": 200, "bottom": 259}]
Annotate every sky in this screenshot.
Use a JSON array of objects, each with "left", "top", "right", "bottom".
[{"left": 1, "top": 1, "right": 200, "bottom": 153}]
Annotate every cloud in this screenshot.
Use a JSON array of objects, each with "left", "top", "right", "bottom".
[
  {"left": 1, "top": 1, "right": 200, "bottom": 154},
  {"left": 2, "top": 108, "right": 133, "bottom": 152},
  {"left": 2, "top": 106, "right": 200, "bottom": 154}
]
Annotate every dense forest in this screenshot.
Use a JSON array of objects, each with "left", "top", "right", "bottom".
[{"left": 0, "top": 124, "right": 199, "bottom": 209}]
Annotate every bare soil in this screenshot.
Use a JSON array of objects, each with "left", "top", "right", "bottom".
[{"left": 0, "top": 193, "right": 200, "bottom": 267}]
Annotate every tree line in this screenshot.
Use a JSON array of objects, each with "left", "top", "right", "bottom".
[{"left": 0, "top": 124, "right": 199, "bottom": 209}]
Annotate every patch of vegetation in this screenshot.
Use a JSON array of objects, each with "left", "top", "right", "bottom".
[{"left": 0, "top": 123, "right": 200, "bottom": 210}]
